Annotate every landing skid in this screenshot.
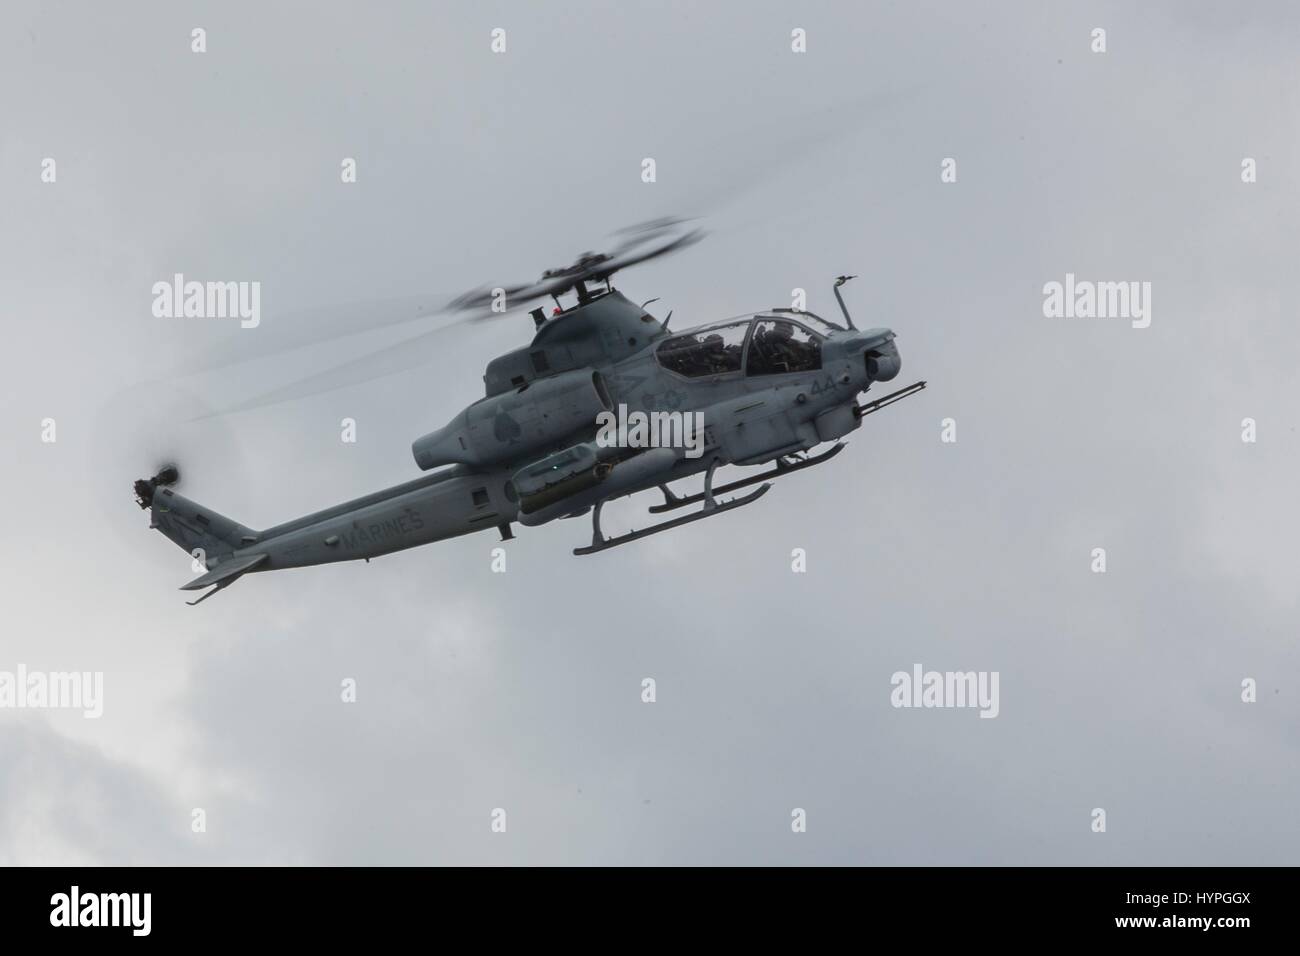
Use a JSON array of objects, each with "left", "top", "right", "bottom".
[
  {"left": 649, "top": 442, "right": 845, "bottom": 515},
  {"left": 574, "top": 459, "right": 771, "bottom": 556}
]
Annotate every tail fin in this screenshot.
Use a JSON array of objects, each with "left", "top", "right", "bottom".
[{"left": 145, "top": 486, "right": 258, "bottom": 564}]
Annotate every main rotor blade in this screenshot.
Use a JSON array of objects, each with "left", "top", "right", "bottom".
[
  {"left": 458, "top": 219, "right": 705, "bottom": 312},
  {"left": 181, "top": 89, "right": 921, "bottom": 417},
  {"left": 607, "top": 216, "right": 698, "bottom": 255},
  {"left": 196, "top": 313, "right": 487, "bottom": 417},
  {"left": 447, "top": 275, "right": 575, "bottom": 313},
  {"left": 590, "top": 226, "right": 705, "bottom": 281},
  {"left": 177, "top": 292, "right": 465, "bottom": 375}
]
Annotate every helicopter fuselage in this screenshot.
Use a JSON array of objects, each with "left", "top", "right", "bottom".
[{"left": 140, "top": 287, "right": 912, "bottom": 601}]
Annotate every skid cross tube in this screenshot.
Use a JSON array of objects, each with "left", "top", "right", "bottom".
[
  {"left": 574, "top": 458, "right": 772, "bottom": 556},
  {"left": 650, "top": 442, "right": 846, "bottom": 515}
]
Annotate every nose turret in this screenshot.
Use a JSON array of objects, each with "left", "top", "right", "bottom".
[
  {"left": 865, "top": 336, "right": 901, "bottom": 382},
  {"left": 837, "top": 327, "right": 900, "bottom": 384}
]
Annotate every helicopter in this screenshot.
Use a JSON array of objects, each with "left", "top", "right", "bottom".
[{"left": 133, "top": 219, "right": 926, "bottom": 604}]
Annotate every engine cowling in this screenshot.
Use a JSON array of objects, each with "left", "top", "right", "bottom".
[{"left": 412, "top": 369, "right": 612, "bottom": 470}]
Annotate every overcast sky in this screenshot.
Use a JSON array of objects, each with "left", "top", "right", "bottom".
[{"left": 2, "top": 0, "right": 1297, "bottom": 865}]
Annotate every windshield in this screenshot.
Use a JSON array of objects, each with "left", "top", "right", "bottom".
[
  {"left": 796, "top": 312, "right": 842, "bottom": 334},
  {"left": 759, "top": 310, "right": 841, "bottom": 335},
  {"left": 656, "top": 321, "right": 750, "bottom": 377}
]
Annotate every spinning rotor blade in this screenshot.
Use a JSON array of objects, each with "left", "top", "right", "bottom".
[
  {"left": 451, "top": 217, "right": 705, "bottom": 313},
  {"left": 177, "top": 292, "right": 469, "bottom": 375},
  {"left": 585, "top": 223, "right": 704, "bottom": 283},
  {"left": 92, "top": 380, "right": 251, "bottom": 535},
  {"left": 446, "top": 275, "right": 574, "bottom": 314},
  {"left": 195, "top": 312, "right": 487, "bottom": 417},
  {"left": 185, "top": 87, "right": 919, "bottom": 418},
  {"left": 198, "top": 219, "right": 701, "bottom": 416}
]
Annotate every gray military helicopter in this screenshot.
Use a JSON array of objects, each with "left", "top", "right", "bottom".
[{"left": 134, "top": 219, "right": 925, "bottom": 603}]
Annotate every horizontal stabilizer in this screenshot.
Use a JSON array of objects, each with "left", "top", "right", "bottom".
[{"left": 180, "top": 553, "right": 268, "bottom": 591}]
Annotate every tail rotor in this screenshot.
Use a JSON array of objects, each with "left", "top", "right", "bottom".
[{"left": 133, "top": 463, "right": 181, "bottom": 509}]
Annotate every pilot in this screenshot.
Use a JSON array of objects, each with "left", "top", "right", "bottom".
[
  {"left": 700, "top": 333, "right": 727, "bottom": 373},
  {"left": 759, "top": 322, "right": 798, "bottom": 372}
]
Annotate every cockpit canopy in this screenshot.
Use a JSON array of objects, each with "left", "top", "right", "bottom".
[{"left": 655, "top": 312, "right": 835, "bottom": 379}]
